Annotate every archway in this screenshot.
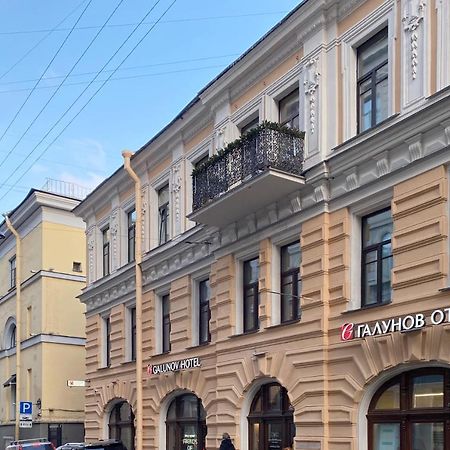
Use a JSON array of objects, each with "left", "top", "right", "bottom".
[
  {"left": 367, "top": 367, "right": 450, "bottom": 450},
  {"left": 108, "top": 400, "right": 135, "bottom": 450},
  {"left": 166, "top": 393, "right": 206, "bottom": 450},
  {"left": 247, "top": 382, "right": 294, "bottom": 450}
]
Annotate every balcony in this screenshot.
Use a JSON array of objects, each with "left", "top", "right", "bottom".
[{"left": 189, "top": 122, "right": 305, "bottom": 227}]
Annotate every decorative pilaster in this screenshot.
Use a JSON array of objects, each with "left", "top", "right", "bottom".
[
  {"left": 110, "top": 208, "right": 120, "bottom": 272},
  {"left": 403, "top": 0, "right": 426, "bottom": 80},
  {"left": 303, "top": 58, "right": 321, "bottom": 135},
  {"left": 87, "top": 226, "right": 95, "bottom": 284},
  {"left": 171, "top": 163, "right": 183, "bottom": 236}
]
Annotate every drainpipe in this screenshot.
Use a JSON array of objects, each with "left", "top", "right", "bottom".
[
  {"left": 4, "top": 215, "right": 22, "bottom": 441},
  {"left": 122, "top": 151, "right": 143, "bottom": 450}
]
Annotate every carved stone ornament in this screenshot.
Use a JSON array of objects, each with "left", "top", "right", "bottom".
[
  {"left": 171, "top": 164, "right": 182, "bottom": 232},
  {"left": 141, "top": 185, "right": 149, "bottom": 248},
  {"left": 303, "top": 58, "right": 321, "bottom": 134},
  {"left": 110, "top": 209, "right": 119, "bottom": 270},
  {"left": 403, "top": 0, "right": 426, "bottom": 80},
  {"left": 87, "top": 227, "right": 95, "bottom": 284}
]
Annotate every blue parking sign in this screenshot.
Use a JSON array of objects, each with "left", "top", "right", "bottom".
[{"left": 19, "top": 402, "right": 32, "bottom": 415}]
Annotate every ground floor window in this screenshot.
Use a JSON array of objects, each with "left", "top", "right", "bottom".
[
  {"left": 109, "top": 401, "right": 135, "bottom": 450},
  {"left": 368, "top": 368, "right": 450, "bottom": 450},
  {"left": 248, "top": 382, "right": 294, "bottom": 450},
  {"left": 166, "top": 393, "right": 206, "bottom": 450}
]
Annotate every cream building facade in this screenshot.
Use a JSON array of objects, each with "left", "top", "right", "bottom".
[
  {"left": 0, "top": 190, "right": 86, "bottom": 447},
  {"left": 74, "top": 0, "right": 450, "bottom": 449}
]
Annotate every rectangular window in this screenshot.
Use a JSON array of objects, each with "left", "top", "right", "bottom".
[
  {"left": 243, "top": 257, "right": 259, "bottom": 333},
  {"left": 361, "top": 208, "right": 393, "bottom": 307},
  {"left": 130, "top": 307, "right": 136, "bottom": 361},
  {"left": 162, "top": 294, "right": 171, "bottom": 353},
  {"left": 104, "top": 316, "right": 111, "bottom": 367},
  {"left": 198, "top": 279, "right": 211, "bottom": 345},
  {"left": 279, "top": 89, "right": 300, "bottom": 129},
  {"left": 102, "top": 227, "right": 110, "bottom": 276},
  {"left": 158, "top": 185, "right": 170, "bottom": 245},
  {"left": 240, "top": 117, "right": 259, "bottom": 135},
  {"left": 357, "top": 28, "right": 388, "bottom": 132},
  {"left": 280, "top": 241, "right": 301, "bottom": 323},
  {"left": 9, "top": 256, "right": 16, "bottom": 288},
  {"left": 128, "top": 209, "right": 136, "bottom": 263}
]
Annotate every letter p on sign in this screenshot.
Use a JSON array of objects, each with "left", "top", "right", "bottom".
[{"left": 20, "top": 401, "right": 32, "bottom": 415}]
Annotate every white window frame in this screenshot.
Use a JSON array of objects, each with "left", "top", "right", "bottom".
[
  {"left": 349, "top": 191, "right": 393, "bottom": 311},
  {"left": 340, "top": 2, "right": 396, "bottom": 141},
  {"left": 191, "top": 268, "right": 211, "bottom": 346},
  {"left": 270, "top": 229, "right": 302, "bottom": 327},
  {"left": 150, "top": 173, "right": 171, "bottom": 250},
  {"left": 155, "top": 287, "right": 170, "bottom": 355}
]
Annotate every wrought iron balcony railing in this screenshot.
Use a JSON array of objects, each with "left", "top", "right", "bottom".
[{"left": 192, "top": 124, "right": 304, "bottom": 211}]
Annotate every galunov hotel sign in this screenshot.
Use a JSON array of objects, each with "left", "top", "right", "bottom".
[
  {"left": 147, "top": 357, "right": 201, "bottom": 375},
  {"left": 341, "top": 307, "right": 450, "bottom": 341}
]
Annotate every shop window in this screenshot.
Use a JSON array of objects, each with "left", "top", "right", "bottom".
[
  {"left": 248, "top": 382, "right": 295, "bottom": 450},
  {"left": 243, "top": 257, "right": 259, "bottom": 333},
  {"left": 166, "top": 394, "right": 206, "bottom": 450},
  {"left": 109, "top": 401, "right": 135, "bottom": 450},
  {"left": 9, "top": 256, "right": 16, "bottom": 288},
  {"left": 162, "top": 294, "right": 171, "bottom": 353},
  {"left": 279, "top": 89, "right": 299, "bottom": 129},
  {"left": 368, "top": 368, "right": 450, "bottom": 450},
  {"left": 361, "top": 208, "right": 392, "bottom": 307},
  {"left": 280, "top": 241, "right": 301, "bottom": 323},
  {"left": 198, "top": 279, "right": 211, "bottom": 345},
  {"left": 102, "top": 227, "right": 110, "bottom": 276},
  {"left": 357, "top": 28, "right": 389, "bottom": 132},
  {"left": 127, "top": 208, "right": 136, "bottom": 263},
  {"left": 158, "top": 184, "right": 170, "bottom": 245}
]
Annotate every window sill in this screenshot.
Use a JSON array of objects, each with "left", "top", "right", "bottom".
[
  {"left": 97, "top": 365, "right": 111, "bottom": 371},
  {"left": 230, "top": 329, "right": 260, "bottom": 338},
  {"left": 265, "top": 318, "right": 301, "bottom": 330},
  {"left": 343, "top": 300, "right": 392, "bottom": 314},
  {"left": 186, "top": 341, "right": 211, "bottom": 349},
  {"left": 121, "top": 359, "right": 136, "bottom": 366}
]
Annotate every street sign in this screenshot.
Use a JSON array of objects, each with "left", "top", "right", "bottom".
[
  {"left": 19, "top": 419, "right": 32, "bottom": 428},
  {"left": 67, "top": 380, "right": 86, "bottom": 387},
  {"left": 19, "top": 401, "right": 32, "bottom": 415}
]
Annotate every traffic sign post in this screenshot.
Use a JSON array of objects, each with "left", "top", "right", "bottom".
[{"left": 19, "top": 402, "right": 32, "bottom": 429}]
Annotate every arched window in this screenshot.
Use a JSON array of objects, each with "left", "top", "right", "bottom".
[
  {"left": 166, "top": 393, "right": 206, "bottom": 450},
  {"left": 248, "top": 382, "right": 294, "bottom": 450},
  {"left": 368, "top": 368, "right": 450, "bottom": 450},
  {"left": 4, "top": 318, "right": 16, "bottom": 349},
  {"left": 109, "top": 401, "right": 135, "bottom": 450}
]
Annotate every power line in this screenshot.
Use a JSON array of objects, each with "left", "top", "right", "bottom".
[
  {"left": 0, "top": 63, "right": 227, "bottom": 95},
  {"left": 0, "top": 0, "right": 94, "bottom": 146},
  {"left": 0, "top": 0, "right": 88, "bottom": 80},
  {"left": 0, "top": 0, "right": 126, "bottom": 170},
  {"left": 0, "top": 53, "right": 239, "bottom": 86},
  {"left": 0, "top": 11, "right": 289, "bottom": 36},
  {"left": 0, "top": 0, "right": 178, "bottom": 202}
]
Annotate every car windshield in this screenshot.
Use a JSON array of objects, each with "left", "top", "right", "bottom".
[{"left": 23, "top": 444, "right": 53, "bottom": 450}]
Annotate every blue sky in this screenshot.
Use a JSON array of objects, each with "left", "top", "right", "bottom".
[{"left": 0, "top": 0, "right": 300, "bottom": 213}]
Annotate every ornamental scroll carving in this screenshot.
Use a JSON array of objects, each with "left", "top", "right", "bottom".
[
  {"left": 403, "top": 0, "right": 426, "bottom": 80},
  {"left": 303, "top": 58, "right": 320, "bottom": 134},
  {"left": 141, "top": 185, "right": 149, "bottom": 250},
  {"left": 110, "top": 209, "right": 119, "bottom": 271},
  {"left": 87, "top": 227, "right": 95, "bottom": 284}
]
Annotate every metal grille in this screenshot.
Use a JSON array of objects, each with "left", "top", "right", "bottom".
[{"left": 192, "top": 128, "right": 304, "bottom": 211}]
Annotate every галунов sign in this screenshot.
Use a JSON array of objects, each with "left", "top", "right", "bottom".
[
  {"left": 147, "top": 356, "right": 201, "bottom": 375},
  {"left": 341, "top": 307, "right": 450, "bottom": 341}
]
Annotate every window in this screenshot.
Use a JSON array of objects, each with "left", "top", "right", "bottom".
[
  {"left": 357, "top": 28, "right": 389, "bottom": 132},
  {"left": 162, "top": 294, "right": 171, "bottom": 353},
  {"left": 198, "top": 279, "right": 211, "bottom": 345},
  {"left": 4, "top": 318, "right": 17, "bottom": 349},
  {"left": 280, "top": 241, "right": 301, "bottom": 323},
  {"left": 361, "top": 208, "right": 392, "bottom": 307},
  {"left": 241, "top": 117, "right": 259, "bottom": 135},
  {"left": 194, "top": 154, "right": 209, "bottom": 171},
  {"left": 243, "top": 257, "right": 259, "bottom": 333},
  {"left": 279, "top": 89, "right": 299, "bottom": 129},
  {"left": 158, "top": 184, "right": 170, "bottom": 245},
  {"left": 130, "top": 307, "right": 136, "bottom": 361},
  {"left": 368, "top": 368, "right": 450, "bottom": 450},
  {"left": 9, "top": 324, "right": 16, "bottom": 349},
  {"left": 127, "top": 209, "right": 136, "bottom": 263},
  {"left": 166, "top": 394, "right": 207, "bottom": 450},
  {"left": 248, "top": 383, "right": 294, "bottom": 450},
  {"left": 109, "top": 401, "right": 135, "bottom": 450},
  {"left": 104, "top": 316, "right": 111, "bottom": 367},
  {"left": 102, "top": 227, "right": 110, "bottom": 276},
  {"left": 9, "top": 256, "right": 16, "bottom": 288}
]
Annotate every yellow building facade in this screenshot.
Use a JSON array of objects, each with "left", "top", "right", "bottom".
[
  {"left": 0, "top": 190, "right": 86, "bottom": 447},
  {"left": 74, "top": 0, "right": 450, "bottom": 449}
]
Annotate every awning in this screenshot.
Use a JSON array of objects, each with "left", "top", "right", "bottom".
[{"left": 3, "top": 374, "right": 16, "bottom": 387}]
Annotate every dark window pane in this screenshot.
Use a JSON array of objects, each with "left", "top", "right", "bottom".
[
  {"left": 412, "top": 423, "right": 444, "bottom": 450},
  {"left": 244, "top": 257, "right": 259, "bottom": 332},
  {"left": 279, "top": 89, "right": 299, "bottom": 128},
  {"left": 244, "top": 258, "right": 259, "bottom": 284},
  {"left": 374, "top": 383, "right": 400, "bottom": 410},
  {"left": 372, "top": 423, "right": 400, "bottom": 450},
  {"left": 128, "top": 209, "right": 136, "bottom": 263},
  {"left": 199, "top": 279, "right": 210, "bottom": 344},
  {"left": 358, "top": 29, "right": 388, "bottom": 76},
  {"left": 375, "top": 76, "right": 389, "bottom": 123},
  {"left": 241, "top": 117, "right": 259, "bottom": 135},
  {"left": 359, "top": 89, "right": 372, "bottom": 132},
  {"left": 281, "top": 242, "right": 301, "bottom": 322},
  {"left": 412, "top": 375, "right": 444, "bottom": 408},
  {"left": 268, "top": 384, "right": 282, "bottom": 410},
  {"left": 162, "top": 295, "right": 170, "bottom": 352},
  {"left": 281, "top": 242, "right": 301, "bottom": 272}
]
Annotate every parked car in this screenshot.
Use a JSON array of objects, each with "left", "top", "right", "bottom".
[
  {"left": 7, "top": 438, "right": 55, "bottom": 450},
  {"left": 56, "top": 441, "right": 125, "bottom": 450}
]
